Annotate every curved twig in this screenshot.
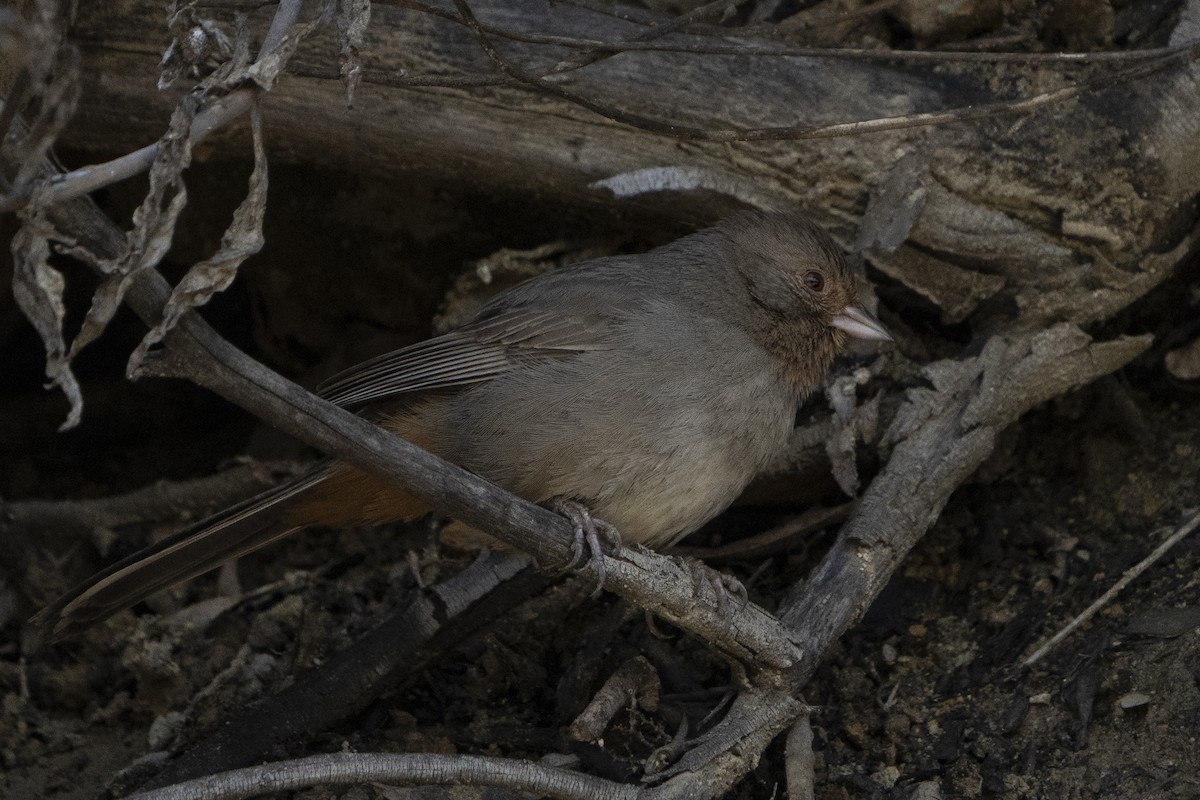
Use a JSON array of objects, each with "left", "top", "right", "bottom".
[
  {"left": 125, "top": 752, "right": 639, "bottom": 800},
  {"left": 1022, "top": 509, "right": 1200, "bottom": 668}
]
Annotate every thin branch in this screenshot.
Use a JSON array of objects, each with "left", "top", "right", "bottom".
[
  {"left": 670, "top": 504, "right": 851, "bottom": 563},
  {"left": 533, "top": 35, "right": 1200, "bottom": 66},
  {"left": 1022, "top": 509, "right": 1200, "bottom": 668},
  {"left": 558, "top": 0, "right": 667, "bottom": 27}
]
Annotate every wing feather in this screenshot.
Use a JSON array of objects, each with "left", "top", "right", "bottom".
[{"left": 317, "top": 307, "right": 618, "bottom": 407}]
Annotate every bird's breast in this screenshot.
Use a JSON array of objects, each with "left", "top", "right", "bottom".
[{"left": 447, "top": 327, "right": 798, "bottom": 548}]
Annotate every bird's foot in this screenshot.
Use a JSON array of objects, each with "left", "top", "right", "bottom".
[
  {"left": 544, "top": 496, "right": 621, "bottom": 595},
  {"left": 674, "top": 555, "right": 748, "bottom": 622}
]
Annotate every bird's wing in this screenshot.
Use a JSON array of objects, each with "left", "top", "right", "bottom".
[{"left": 316, "top": 307, "right": 620, "bottom": 407}]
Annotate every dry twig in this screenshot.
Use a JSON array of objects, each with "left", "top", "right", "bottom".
[
  {"left": 784, "top": 714, "right": 816, "bottom": 800},
  {"left": 569, "top": 656, "right": 661, "bottom": 742},
  {"left": 1022, "top": 509, "right": 1200, "bottom": 668},
  {"left": 125, "top": 752, "right": 639, "bottom": 800},
  {"left": 670, "top": 504, "right": 851, "bottom": 562}
]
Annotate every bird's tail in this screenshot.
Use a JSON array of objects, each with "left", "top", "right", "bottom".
[{"left": 32, "top": 464, "right": 333, "bottom": 642}]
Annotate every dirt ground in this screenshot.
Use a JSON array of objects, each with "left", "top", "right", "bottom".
[{"left": 3, "top": 159, "right": 1200, "bottom": 800}]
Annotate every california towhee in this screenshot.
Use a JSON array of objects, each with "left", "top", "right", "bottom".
[{"left": 34, "top": 211, "right": 890, "bottom": 639}]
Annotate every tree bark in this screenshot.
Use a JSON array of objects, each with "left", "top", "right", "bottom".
[{"left": 64, "top": 0, "right": 1200, "bottom": 330}]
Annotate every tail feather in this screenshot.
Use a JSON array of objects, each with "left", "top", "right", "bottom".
[{"left": 33, "top": 465, "right": 332, "bottom": 642}]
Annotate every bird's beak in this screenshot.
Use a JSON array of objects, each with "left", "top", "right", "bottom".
[{"left": 831, "top": 305, "right": 892, "bottom": 342}]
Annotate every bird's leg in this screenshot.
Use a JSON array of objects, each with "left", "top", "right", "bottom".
[
  {"left": 543, "top": 496, "right": 621, "bottom": 595},
  {"left": 675, "top": 555, "right": 749, "bottom": 621}
]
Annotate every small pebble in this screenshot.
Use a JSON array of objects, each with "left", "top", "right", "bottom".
[
  {"left": 912, "top": 780, "right": 943, "bottom": 800},
  {"left": 1118, "top": 692, "right": 1150, "bottom": 710},
  {"left": 147, "top": 711, "right": 184, "bottom": 750},
  {"left": 872, "top": 765, "right": 900, "bottom": 789}
]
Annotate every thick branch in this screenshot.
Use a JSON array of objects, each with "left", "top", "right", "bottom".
[
  {"left": 780, "top": 326, "right": 1152, "bottom": 663},
  {"left": 60, "top": 0, "right": 1200, "bottom": 324}
]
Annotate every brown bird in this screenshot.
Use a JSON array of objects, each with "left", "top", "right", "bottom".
[{"left": 33, "top": 211, "right": 890, "bottom": 640}]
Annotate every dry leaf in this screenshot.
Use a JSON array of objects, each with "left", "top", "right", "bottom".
[
  {"left": 9, "top": 209, "right": 83, "bottom": 429},
  {"left": 129, "top": 102, "right": 269, "bottom": 375}
]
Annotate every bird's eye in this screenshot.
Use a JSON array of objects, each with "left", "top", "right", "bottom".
[{"left": 803, "top": 270, "right": 826, "bottom": 292}]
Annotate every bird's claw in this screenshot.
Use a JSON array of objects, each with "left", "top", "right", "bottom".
[
  {"left": 545, "top": 497, "right": 621, "bottom": 596},
  {"left": 676, "top": 555, "right": 748, "bottom": 624}
]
